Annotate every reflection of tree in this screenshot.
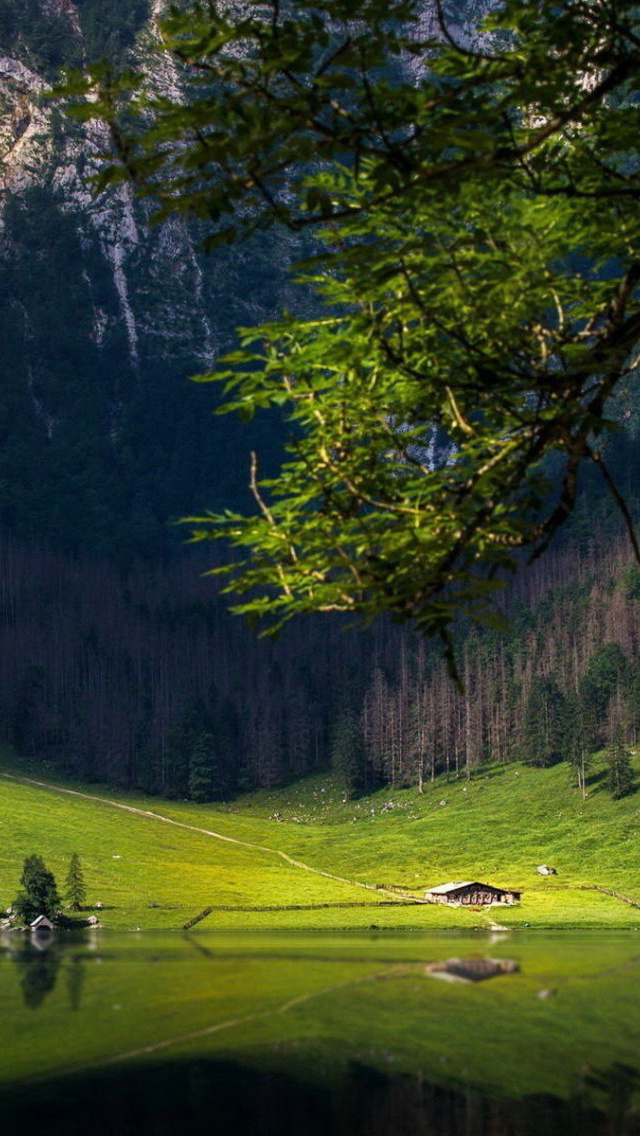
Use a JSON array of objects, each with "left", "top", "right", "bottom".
[
  {"left": 3, "top": 1052, "right": 640, "bottom": 1134},
  {"left": 66, "top": 956, "right": 86, "bottom": 1012},
  {"left": 15, "top": 943, "right": 61, "bottom": 1009}
]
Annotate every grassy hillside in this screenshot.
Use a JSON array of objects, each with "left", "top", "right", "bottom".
[{"left": 2, "top": 749, "right": 640, "bottom": 930}]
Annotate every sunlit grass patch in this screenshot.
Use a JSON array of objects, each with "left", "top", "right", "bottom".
[{"left": 1, "top": 749, "right": 640, "bottom": 930}]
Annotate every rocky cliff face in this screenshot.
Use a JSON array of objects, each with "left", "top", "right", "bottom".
[
  {"left": 0, "top": 0, "right": 513, "bottom": 557},
  {"left": 0, "top": 0, "right": 293, "bottom": 555}
]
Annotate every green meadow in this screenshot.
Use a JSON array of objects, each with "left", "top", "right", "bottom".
[{"left": 2, "top": 750, "right": 640, "bottom": 930}]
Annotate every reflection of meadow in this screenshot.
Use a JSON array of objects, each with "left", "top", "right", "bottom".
[{"left": 2, "top": 931, "right": 640, "bottom": 1113}]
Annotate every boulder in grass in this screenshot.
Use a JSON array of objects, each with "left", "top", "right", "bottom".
[{"left": 536, "top": 865, "right": 557, "bottom": 876}]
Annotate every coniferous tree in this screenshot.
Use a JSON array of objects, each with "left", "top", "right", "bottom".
[
  {"left": 624, "top": 665, "right": 640, "bottom": 747},
  {"left": 522, "top": 675, "right": 565, "bottom": 767},
  {"left": 564, "top": 692, "right": 594, "bottom": 800},
  {"left": 64, "top": 853, "right": 86, "bottom": 910},
  {"left": 581, "top": 644, "right": 628, "bottom": 743},
  {"left": 13, "top": 854, "right": 60, "bottom": 924},
  {"left": 188, "top": 732, "right": 218, "bottom": 802},
  {"left": 330, "top": 711, "right": 366, "bottom": 799},
  {"left": 606, "top": 727, "right": 635, "bottom": 800}
]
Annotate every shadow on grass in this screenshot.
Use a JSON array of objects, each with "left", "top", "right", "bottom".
[
  {"left": 471, "top": 765, "right": 511, "bottom": 782},
  {"left": 585, "top": 768, "right": 638, "bottom": 799}
]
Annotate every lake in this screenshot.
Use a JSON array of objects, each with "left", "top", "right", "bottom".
[{"left": 2, "top": 929, "right": 640, "bottom": 1135}]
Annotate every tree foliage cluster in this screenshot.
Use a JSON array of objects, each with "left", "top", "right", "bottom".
[
  {"left": 66, "top": 0, "right": 640, "bottom": 663},
  {"left": 12, "top": 854, "right": 60, "bottom": 924},
  {"left": 10, "top": 853, "right": 87, "bottom": 924}
]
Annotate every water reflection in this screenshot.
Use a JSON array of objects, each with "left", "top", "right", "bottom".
[
  {"left": 2, "top": 931, "right": 640, "bottom": 1135},
  {"left": 14, "top": 941, "right": 61, "bottom": 1010},
  {"left": 65, "top": 957, "right": 86, "bottom": 1012},
  {"left": 425, "top": 955, "right": 520, "bottom": 983},
  {"left": 3, "top": 1055, "right": 640, "bottom": 1136},
  {"left": 1, "top": 933, "right": 88, "bottom": 1012}
]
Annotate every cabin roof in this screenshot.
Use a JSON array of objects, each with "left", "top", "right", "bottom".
[
  {"left": 30, "top": 914, "right": 54, "bottom": 930},
  {"left": 426, "top": 881, "right": 477, "bottom": 894},
  {"left": 426, "top": 881, "right": 517, "bottom": 895}
]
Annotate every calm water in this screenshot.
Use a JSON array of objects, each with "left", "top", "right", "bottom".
[{"left": 2, "top": 930, "right": 640, "bottom": 1135}]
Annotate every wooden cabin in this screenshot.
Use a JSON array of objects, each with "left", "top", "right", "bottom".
[
  {"left": 425, "top": 881, "right": 521, "bottom": 906},
  {"left": 30, "top": 914, "right": 54, "bottom": 935}
]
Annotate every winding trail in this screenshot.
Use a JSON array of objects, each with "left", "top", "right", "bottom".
[{"left": 0, "top": 770, "right": 417, "bottom": 904}]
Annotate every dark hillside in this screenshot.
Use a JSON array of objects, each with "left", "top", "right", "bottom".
[
  {"left": 1, "top": 518, "right": 640, "bottom": 797},
  {"left": 1, "top": 0, "right": 640, "bottom": 799}
]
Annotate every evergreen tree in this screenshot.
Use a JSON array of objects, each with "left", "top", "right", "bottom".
[
  {"left": 13, "top": 854, "right": 61, "bottom": 924},
  {"left": 581, "top": 644, "right": 628, "bottom": 741},
  {"left": 188, "top": 732, "right": 218, "bottom": 803},
  {"left": 563, "top": 692, "right": 594, "bottom": 801},
  {"left": 64, "top": 853, "right": 86, "bottom": 910},
  {"left": 330, "top": 711, "right": 366, "bottom": 799},
  {"left": 606, "top": 728, "right": 635, "bottom": 800},
  {"left": 522, "top": 675, "right": 565, "bottom": 767}
]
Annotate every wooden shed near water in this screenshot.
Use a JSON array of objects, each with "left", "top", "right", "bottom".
[
  {"left": 425, "top": 881, "right": 521, "bottom": 906},
  {"left": 30, "top": 914, "right": 54, "bottom": 936}
]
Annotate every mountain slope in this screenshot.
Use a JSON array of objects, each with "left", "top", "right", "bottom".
[{"left": 0, "top": 0, "right": 297, "bottom": 556}]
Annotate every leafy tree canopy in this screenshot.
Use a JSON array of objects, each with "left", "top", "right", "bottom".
[{"left": 63, "top": 0, "right": 640, "bottom": 667}]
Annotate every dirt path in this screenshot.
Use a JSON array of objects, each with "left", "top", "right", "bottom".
[{"left": 0, "top": 770, "right": 416, "bottom": 905}]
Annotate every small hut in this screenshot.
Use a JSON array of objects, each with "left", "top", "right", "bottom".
[
  {"left": 30, "top": 914, "right": 54, "bottom": 937},
  {"left": 425, "top": 881, "right": 521, "bottom": 906}
]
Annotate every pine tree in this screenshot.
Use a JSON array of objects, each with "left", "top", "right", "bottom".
[
  {"left": 65, "top": 853, "right": 86, "bottom": 910},
  {"left": 522, "top": 675, "right": 565, "bottom": 767},
  {"left": 330, "top": 711, "right": 366, "bottom": 799},
  {"left": 13, "top": 854, "right": 61, "bottom": 924},
  {"left": 563, "top": 692, "right": 594, "bottom": 801},
  {"left": 188, "top": 732, "right": 218, "bottom": 803},
  {"left": 606, "top": 728, "right": 635, "bottom": 801}
]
